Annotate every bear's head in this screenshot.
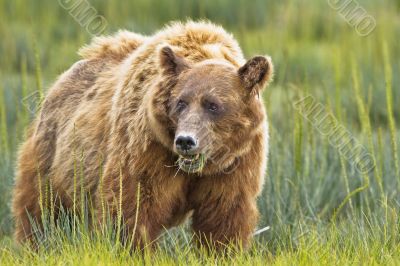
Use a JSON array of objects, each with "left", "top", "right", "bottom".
[{"left": 149, "top": 46, "right": 273, "bottom": 175}]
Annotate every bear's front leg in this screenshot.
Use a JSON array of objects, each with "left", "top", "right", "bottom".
[
  {"left": 97, "top": 164, "right": 165, "bottom": 250},
  {"left": 190, "top": 181, "right": 259, "bottom": 251}
]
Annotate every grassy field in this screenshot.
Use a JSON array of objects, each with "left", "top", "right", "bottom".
[{"left": 1, "top": 0, "right": 400, "bottom": 264}]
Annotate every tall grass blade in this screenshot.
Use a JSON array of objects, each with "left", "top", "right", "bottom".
[
  {"left": 0, "top": 85, "right": 9, "bottom": 157},
  {"left": 351, "top": 58, "right": 384, "bottom": 198},
  {"left": 383, "top": 41, "right": 400, "bottom": 190}
]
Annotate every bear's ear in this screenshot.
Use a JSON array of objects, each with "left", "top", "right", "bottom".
[
  {"left": 159, "top": 46, "right": 189, "bottom": 76},
  {"left": 238, "top": 56, "right": 273, "bottom": 93}
]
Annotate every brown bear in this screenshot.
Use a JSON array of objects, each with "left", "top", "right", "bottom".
[{"left": 12, "top": 21, "right": 273, "bottom": 250}]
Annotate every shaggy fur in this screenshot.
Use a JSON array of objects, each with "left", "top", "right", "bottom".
[{"left": 12, "top": 21, "right": 273, "bottom": 250}]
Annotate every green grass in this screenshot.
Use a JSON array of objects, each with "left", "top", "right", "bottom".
[{"left": 1, "top": 0, "right": 400, "bottom": 264}]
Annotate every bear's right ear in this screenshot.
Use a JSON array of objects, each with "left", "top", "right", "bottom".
[
  {"left": 238, "top": 55, "right": 273, "bottom": 94},
  {"left": 159, "top": 46, "right": 189, "bottom": 76}
]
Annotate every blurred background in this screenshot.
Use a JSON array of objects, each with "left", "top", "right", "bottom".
[{"left": 0, "top": 0, "right": 399, "bottom": 254}]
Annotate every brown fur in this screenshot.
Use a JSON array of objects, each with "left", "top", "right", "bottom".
[{"left": 12, "top": 21, "right": 273, "bottom": 251}]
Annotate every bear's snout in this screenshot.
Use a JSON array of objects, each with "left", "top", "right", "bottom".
[{"left": 175, "top": 134, "right": 198, "bottom": 154}]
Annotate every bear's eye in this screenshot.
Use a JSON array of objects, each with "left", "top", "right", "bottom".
[
  {"left": 205, "top": 101, "right": 219, "bottom": 113},
  {"left": 176, "top": 100, "right": 188, "bottom": 112}
]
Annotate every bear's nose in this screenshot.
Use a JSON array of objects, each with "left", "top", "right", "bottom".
[{"left": 175, "top": 135, "right": 197, "bottom": 153}]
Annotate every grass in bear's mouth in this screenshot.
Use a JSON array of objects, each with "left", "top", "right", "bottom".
[{"left": 177, "top": 154, "right": 206, "bottom": 173}]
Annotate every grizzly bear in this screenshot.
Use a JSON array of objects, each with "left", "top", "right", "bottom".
[{"left": 12, "top": 21, "right": 273, "bottom": 250}]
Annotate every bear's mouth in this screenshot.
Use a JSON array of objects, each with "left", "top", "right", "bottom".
[{"left": 177, "top": 154, "right": 206, "bottom": 173}]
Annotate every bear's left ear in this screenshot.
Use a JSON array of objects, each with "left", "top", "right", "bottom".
[
  {"left": 238, "top": 56, "right": 273, "bottom": 94},
  {"left": 159, "top": 46, "right": 189, "bottom": 76}
]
